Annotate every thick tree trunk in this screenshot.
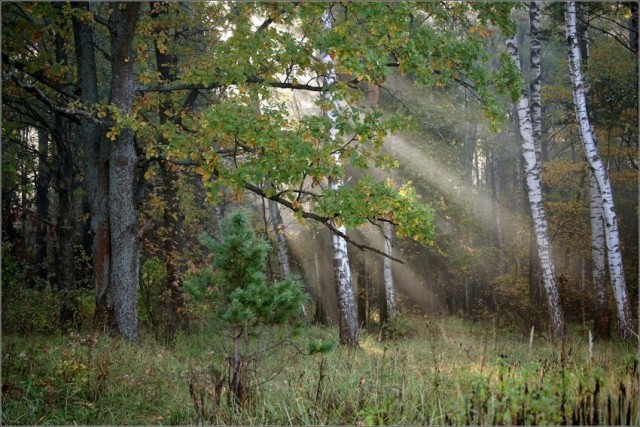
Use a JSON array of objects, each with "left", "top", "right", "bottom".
[
  {"left": 71, "top": 3, "right": 115, "bottom": 332},
  {"left": 506, "top": 37, "right": 566, "bottom": 340},
  {"left": 35, "top": 130, "right": 50, "bottom": 283},
  {"left": 322, "top": 8, "right": 358, "bottom": 346},
  {"left": 565, "top": 0, "right": 634, "bottom": 340},
  {"left": 108, "top": 3, "right": 141, "bottom": 342},
  {"left": 382, "top": 222, "right": 397, "bottom": 321}
]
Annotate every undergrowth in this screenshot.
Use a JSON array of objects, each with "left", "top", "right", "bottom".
[{"left": 2, "top": 316, "right": 638, "bottom": 425}]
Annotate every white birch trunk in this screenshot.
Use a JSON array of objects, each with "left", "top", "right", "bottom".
[
  {"left": 382, "top": 222, "right": 397, "bottom": 320},
  {"left": 589, "top": 170, "right": 610, "bottom": 337},
  {"left": 506, "top": 36, "right": 565, "bottom": 340},
  {"left": 565, "top": 0, "right": 634, "bottom": 340},
  {"left": 321, "top": 8, "right": 358, "bottom": 346},
  {"left": 529, "top": 1, "right": 543, "bottom": 164}
]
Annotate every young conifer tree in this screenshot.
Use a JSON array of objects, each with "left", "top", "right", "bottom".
[{"left": 195, "top": 211, "right": 306, "bottom": 403}]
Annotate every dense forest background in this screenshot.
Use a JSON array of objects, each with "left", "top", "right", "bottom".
[{"left": 1, "top": 1, "right": 638, "bottom": 424}]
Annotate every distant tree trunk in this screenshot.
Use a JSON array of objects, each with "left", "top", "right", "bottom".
[
  {"left": 464, "top": 125, "right": 477, "bottom": 185},
  {"left": 489, "top": 151, "right": 505, "bottom": 274},
  {"left": 107, "top": 2, "right": 141, "bottom": 341},
  {"left": 2, "top": 166, "right": 19, "bottom": 258},
  {"left": 34, "top": 129, "right": 50, "bottom": 283},
  {"left": 152, "top": 2, "right": 188, "bottom": 341},
  {"left": 322, "top": 8, "right": 358, "bottom": 346},
  {"left": 576, "top": 2, "right": 591, "bottom": 63},
  {"left": 356, "top": 258, "right": 368, "bottom": 328},
  {"left": 54, "top": 116, "right": 78, "bottom": 330},
  {"left": 52, "top": 30, "right": 79, "bottom": 330},
  {"left": 589, "top": 171, "right": 610, "bottom": 339},
  {"left": 71, "top": 3, "right": 115, "bottom": 332},
  {"left": 312, "top": 229, "right": 328, "bottom": 325},
  {"left": 382, "top": 222, "right": 397, "bottom": 321},
  {"left": 565, "top": 0, "right": 633, "bottom": 340},
  {"left": 506, "top": 36, "right": 565, "bottom": 340},
  {"left": 268, "top": 194, "right": 291, "bottom": 280}
]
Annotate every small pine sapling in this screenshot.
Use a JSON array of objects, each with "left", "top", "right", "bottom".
[{"left": 193, "top": 210, "right": 307, "bottom": 404}]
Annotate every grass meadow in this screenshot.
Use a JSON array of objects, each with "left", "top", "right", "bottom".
[{"left": 2, "top": 316, "right": 638, "bottom": 425}]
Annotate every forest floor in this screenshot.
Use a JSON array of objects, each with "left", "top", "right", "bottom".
[{"left": 2, "top": 315, "right": 638, "bottom": 425}]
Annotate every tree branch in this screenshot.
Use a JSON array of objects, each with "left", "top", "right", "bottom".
[
  {"left": 10, "top": 75, "right": 102, "bottom": 125},
  {"left": 584, "top": 22, "right": 635, "bottom": 54},
  {"left": 137, "top": 76, "right": 326, "bottom": 94},
  {"left": 2, "top": 53, "right": 77, "bottom": 99},
  {"left": 243, "top": 181, "right": 406, "bottom": 263},
  {"left": 145, "top": 153, "right": 405, "bottom": 262}
]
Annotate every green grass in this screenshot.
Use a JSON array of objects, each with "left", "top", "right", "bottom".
[{"left": 2, "top": 316, "right": 638, "bottom": 425}]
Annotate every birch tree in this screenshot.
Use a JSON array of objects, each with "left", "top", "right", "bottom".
[
  {"left": 529, "top": 1, "right": 543, "bottom": 164},
  {"left": 320, "top": 7, "right": 359, "bottom": 346},
  {"left": 506, "top": 37, "right": 566, "bottom": 340},
  {"left": 573, "top": 2, "right": 611, "bottom": 338},
  {"left": 382, "top": 222, "right": 397, "bottom": 320},
  {"left": 589, "top": 171, "right": 611, "bottom": 338},
  {"left": 565, "top": 0, "right": 634, "bottom": 340}
]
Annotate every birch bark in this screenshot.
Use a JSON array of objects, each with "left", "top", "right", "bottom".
[
  {"left": 321, "top": 8, "right": 359, "bottom": 346},
  {"left": 382, "top": 222, "right": 397, "bottom": 321},
  {"left": 565, "top": 0, "right": 633, "bottom": 340},
  {"left": 529, "top": 1, "right": 543, "bottom": 164},
  {"left": 589, "top": 171, "right": 611, "bottom": 338},
  {"left": 506, "top": 37, "right": 565, "bottom": 340}
]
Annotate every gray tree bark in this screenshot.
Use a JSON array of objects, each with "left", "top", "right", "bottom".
[
  {"left": 565, "top": 0, "right": 633, "bottom": 340},
  {"left": 107, "top": 2, "right": 142, "bottom": 341},
  {"left": 71, "top": 2, "right": 115, "bottom": 332}
]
